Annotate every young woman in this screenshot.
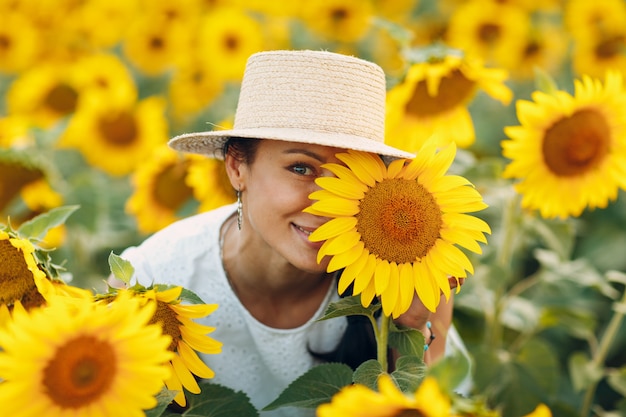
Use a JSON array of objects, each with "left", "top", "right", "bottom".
[{"left": 119, "top": 50, "right": 466, "bottom": 416}]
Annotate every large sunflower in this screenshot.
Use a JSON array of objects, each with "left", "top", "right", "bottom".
[
  {"left": 386, "top": 49, "right": 512, "bottom": 152},
  {"left": 0, "top": 292, "right": 172, "bottom": 417},
  {"left": 125, "top": 286, "right": 222, "bottom": 407},
  {"left": 502, "top": 71, "right": 626, "bottom": 219},
  {"left": 317, "top": 374, "right": 450, "bottom": 417},
  {"left": 306, "top": 144, "right": 490, "bottom": 317}
]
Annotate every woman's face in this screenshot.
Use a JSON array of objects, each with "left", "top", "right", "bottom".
[{"left": 236, "top": 140, "right": 344, "bottom": 273}]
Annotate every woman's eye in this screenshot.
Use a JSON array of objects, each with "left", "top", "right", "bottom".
[{"left": 291, "top": 164, "right": 314, "bottom": 176}]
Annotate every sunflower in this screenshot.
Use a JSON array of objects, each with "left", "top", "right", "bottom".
[
  {"left": 445, "top": 0, "right": 530, "bottom": 70},
  {"left": 124, "top": 286, "right": 222, "bottom": 407},
  {"left": 196, "top": 7, "right": 265, "bottom": 82},
  {"left": 126, "top": 145, "right": 198, "bottom": 234},
  {"left": 317, "top": 374, "right": 451, "bottom": 417},
  {"left": 502, "top": 71, "right": 626, "bottom": 219},
  {"left": 6, "top": 63, "right": 80, "bottom": 128},
  {"left": 571, "top": 30, "right": 626, "bottom": 78},
  {"left": 507, "top": 23, "right": 568, "bottom": 82},
  {"left": 0, "top": 11, "right": 40, "bottom": 74},
  {"left": 60, "top": 96, "right": 169, "bottom": 176},
  {"left": 122, "top": 14, "right": 192, "bottom": 76},
  {"left": 306, "top": 144, "right": 490, "bottom": 317},
  {"left": 386, "top": 49, "right": 512, "bottom": 152},
  {"left": 0, "top": 115, "right": 33, "bottom": 148},
  {"left": 564, "top": 0, "right": 626, "bottom": 43},
  {"left": 186, "top": 153, "right": 237, "bottom": 213},
  {"left": 298, "top": 0, "right": 374, "bottom": 43},
  {"left": 0, "top": 292, "right": 172, "bottom": 417},
  {"left": 169, "top": 58, "right": 224, "bottom": 121},
  {"left": 0, "top": 230, "right": 49, "bottom": 306}
]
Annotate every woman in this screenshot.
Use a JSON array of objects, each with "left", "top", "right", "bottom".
[{"left": 119, "top": 50, "right": 465, "bottom": 416}]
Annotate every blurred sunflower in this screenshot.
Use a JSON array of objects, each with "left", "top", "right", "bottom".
[
  {"left": 0, "top": 292, "right": 172, "bottom": 417},
  {"left": 0, "top": 11, "right": 40, "bottom": 74},
  {"left": 188, "top": 157, "right": 237, "bottom": 213},
  {"left": 0, "top": 115, "right": 34, "bottom": 148},
  {"left": 169, "top": 58, "right": 224, "bottom": 122},
  {"left": 386, "top": 49, "right": 512, "bottom": 151},
  {"left": 299, "top": 0, "right": 374, "bottom": 43},
  {"left": 123, "top": 286, "right": 222, "bottom": 407},
  {"left": 564, "top": 0, "right": 626, "bottom": 42},
  {"left": 306, "top": 145, "right": 490, "bottom": 317},
  {"left": 70, "top": 0, "right": 138, "bottom": 49},
  {"left": 571, "top": 30, "right": 626, "bottom": 78},
  {"left": 123, "top": 15, "right": 192, "bottom": 76},
  {"left": 61, "top": 96, "right": 169, "bottom": 176},
  {"left": 196, "top": 7, "right": 265, "bottom": 81},
  {"left": 18, "top": 179, "right": 66, "bottom": 249},
  {"left": 126, "top": 145, "right": 198, "bottom": 234},
  {"left": 6, "top": 63, "right": 80, "bottom": 128},
  {"left": 502, "top": 71, "right": 626, "bottom": 219},
  {"left": 445, "top": 0, "right": 530, "bottom": 70},
  {"left": 0, "top": 150, "right": 45, "bottom": 212},
  {"left": 317, "top": 374, "right": 450, "bottom": 417}
]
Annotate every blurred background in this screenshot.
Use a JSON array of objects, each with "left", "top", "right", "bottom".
[{"left": 1, "top": 0, "right": 626, "bottom": 416}]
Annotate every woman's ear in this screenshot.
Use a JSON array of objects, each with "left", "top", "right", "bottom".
[{"left": 224, "top": 153, "right": 246, "bottom": 190}]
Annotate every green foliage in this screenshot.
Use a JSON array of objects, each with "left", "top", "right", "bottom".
[{"left": 159, "top": 383, "right": 259, "bottom": 417}]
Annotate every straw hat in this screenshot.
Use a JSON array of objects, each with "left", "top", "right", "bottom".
[{"left": 168, "top": 50, "right": 414, "bottom": 160}]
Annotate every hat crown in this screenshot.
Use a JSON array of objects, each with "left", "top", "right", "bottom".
[{"left": 233, "top": 50, "right": 386, "bottom": 144}]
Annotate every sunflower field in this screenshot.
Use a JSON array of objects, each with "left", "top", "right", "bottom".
[{"left": 2, "top": 0, "right": 626, "bottom": 416}]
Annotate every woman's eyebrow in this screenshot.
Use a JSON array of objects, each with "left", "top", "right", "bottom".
[{"left": 283, "top": 148, "right": 326, "bottom": 163}]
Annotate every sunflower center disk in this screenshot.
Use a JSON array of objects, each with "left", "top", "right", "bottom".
[
  {"left": 405, "top": 69, "right": 475, "bottom": 117},
  {"left": 0, "top": 240, "right": 38, "bottom": 303},
  {"left": 395, "top": 409, "right": 427, "bottom": 417},
  {"left": 98, "top": 111, "right": 138, "bottom": 146},
  {"left": 357, "top": 179, "right": 442, "bottom": 264},
  {"left": 43, "top": 335, "right": 116, "bottom": 408},
  {"left": 154, "top": 161, "right": 194, "bottom": 210},
  {"left": 150, "top": 300, "right": 182, "bottom": 352},
  {"left": 543, "top": 109, "right": 610, "bottom": 176}
]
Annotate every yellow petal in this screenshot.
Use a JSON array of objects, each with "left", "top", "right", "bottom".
[
  {"left": 308, "top": 217, "right": 358, "bottom": 242},
  {"left": 327, "top": 241, "right": 365, "bottom": 272},
  {"left": 178, "top": 340, "right": 216, "bottom": 379},
  {"left": 171, "top": 354, "right": 201, "bottom": 394}
]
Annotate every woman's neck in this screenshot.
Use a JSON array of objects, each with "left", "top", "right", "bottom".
[{"left": 219, "top": 215, "right": 333, "bottom": 328}]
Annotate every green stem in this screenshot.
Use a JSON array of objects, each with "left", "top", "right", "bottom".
[
  {"left": 374, "top": 314, "right": 390, "bottom": 372},
  {"left": 580, "top": 289, "right": 626, "bottom": 417}
]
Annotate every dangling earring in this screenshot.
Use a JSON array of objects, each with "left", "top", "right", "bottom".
[{"left": 236, "top": 188, "right": 242, "bottom": 230}]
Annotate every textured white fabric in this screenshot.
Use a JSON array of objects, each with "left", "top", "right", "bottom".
[{"left": 121, "top": 204, "right": 347, "bottom": 417}]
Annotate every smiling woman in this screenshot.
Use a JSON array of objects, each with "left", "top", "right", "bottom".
[{"left": 115, "top": 49, "right": 463, "bottom": 417}]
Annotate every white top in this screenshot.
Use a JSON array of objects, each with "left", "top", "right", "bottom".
[{"left": 122, "top": 204, "right": 347, "bottom": 417}]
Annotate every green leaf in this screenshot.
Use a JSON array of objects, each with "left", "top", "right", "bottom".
[
  {"left": 108, "top": 252, "right": 134, "bottom": 285},
  {"left": 17, "top": 205, "right": 79, "bottom": 240},
  {"left": 161, "top": 383, "right": 258, "bottom": 417},
  {"left": 569, "top": 351, "right": 604, "bottom": 392},
  {"left": 388, "top": 322, "right": 425, "bottom": 359},
  {"left": 427, "top": 351, "right": 472, "bottom": 394},
  {"left": 317, "top": 295, "right": 380, "bottom": 321},
  {"left": 353, "top": 359, "right": 384, "bottom": 390},
  {"left": 533, "top": 67, "right": 559, "bottom": 94},
  {"left": 179, "top": 287, "right": 208, "bottom": 304},
  {"left": 262, "top": 363, "right": 353, "bottom": 411},
  {"left": 607, "top": 367, "right": 626, "bottom": 397},
  {"left": 145, "top": 388, "right": 178, "bottom": 417},
  {"left": 390, "top": 355, "right": 426, "bottom": 393}
]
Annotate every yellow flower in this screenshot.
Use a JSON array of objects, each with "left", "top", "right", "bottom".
[
  {"left": 564, "top": 0, "right": 626, "bottom": 43},
  {"left": 0, "top": 115, "right": 34, "bottom": 148},
  {"left": 197, "top": 7, "right": 265, "bottom": 82},
  {"left": 306, "top": 145, "right": 490, "bottom": 317},
  {"left": 130, "top": 286, "right": 222, "bottom": 407},
  {"left": 386, "top": 50, "right": 511, "bottom": 152},
  {"left": 0, "top": 150, "right": 46, "bottom": 211},
  {"left": 317, "top": 374, "right": 451, "bottom": 417},
  {"left": 122, "top": 15, "right": 192, "bottom": 76},
  {"left": 571, "top": 30, "right": 626, "bottom": 78},
  {"left": 502, "top": 71, "right": 626, "bottom": 219},
  {"left": 61, "top": 96, "right": 169, "bottom": 176},
  {"left": 298, "top": 0, "right": 374, "bottom": 43},
  {"left": 0, "top": 230, "right": 49, "bottom": 306},
  {"left": 169, "top": 58, "right": 224, "bottom": 121},
  {"left": 6, "top": 63, "right": 80, "bottom": 128},
  {"left": 126, "top": 145, "right": 197, "bottom": 234},
  {"left": 0, "top": 292, "right": 172, "bottom": 417},
  {"left": 446, "top": 0, "right": 530, "bottom": 70},
  {"left": 0, "top": 11, "right": 40, "bottom": 74},
  {"left": 187, "top": 156, "right": 237, "bottom": 213},
  {"left": 523, "top": 404, "right": 552, "bottom": 417}
]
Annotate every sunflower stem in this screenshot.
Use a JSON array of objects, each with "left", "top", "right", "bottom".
[
  {"left": 377, "top": 314, "right": 390, "bottom": 372},
  {"left": 580, "top": 288, "right": 626, "bottom": 417}
]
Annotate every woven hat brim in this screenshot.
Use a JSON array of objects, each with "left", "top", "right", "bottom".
[{"left": 169, "top": 128, "right": 415, "bottom": 160}]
